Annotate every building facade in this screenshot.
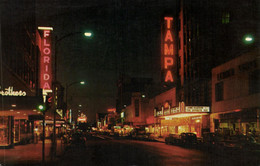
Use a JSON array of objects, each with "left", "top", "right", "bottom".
[
  {"left": 211, "top": 49, "right": 260, "bottom": 135},
  {"left": 153, "top": 88, "right": 210, "bottom": 138}
]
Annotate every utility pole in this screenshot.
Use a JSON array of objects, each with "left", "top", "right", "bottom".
[
  {"left": 37, "top": 104, "right": 46, "bottom": 165},
  {"left": 42, "top": 110, "right": 45, "bottom": 165}
]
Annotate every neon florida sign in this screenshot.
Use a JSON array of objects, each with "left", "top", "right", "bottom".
[
  {"left": 38, "top": 27, "right": 53, "bottom": 90},
  {"left": 0, "top": 86, "right": 26, "bottom": 96},
  {"left": 162, "top": 17, "right": 174, "bottom": 82}
]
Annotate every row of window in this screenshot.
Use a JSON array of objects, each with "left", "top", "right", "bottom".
[
  {"left": 2, "top": 26, "right": 38, "bottom": 90},
  {"left": 215, "top": 70, "right": 259, "bottom": 102}
]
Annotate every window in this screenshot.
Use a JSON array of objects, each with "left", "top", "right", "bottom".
[
  {"left": 249, "top": 70, "right": 260, "bottom": 94},
  {"left": 134, "top": 99, "right": 139, "bottom": 117},
  {"left": 215, "top": 82, "right": 224, "bottom": 101},
  {"left": 222, "top": 12, "right": 230, "bottom": 24}
]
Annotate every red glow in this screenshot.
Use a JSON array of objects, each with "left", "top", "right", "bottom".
[
  {"left": 164, "top": 102, "right": 170, "bottom": 108},
  {"left": 180, "top": 102, "right": 185, "bottom": 112},
  {"left": 162, "top": 16, "right": 174, "bottom": 83},
  {"left": 107, "top": 108, "right": 116, "bottom": 112},
  {"left": 164, "top": 57, "right": 173, "bottom": 69},
  {"left": 164, "top": 17, "right": 173, "bottom": 29},
  {"left": 164, "top": 43, "right": 173, "bottom": 55},
  {"left": 164, "top": 30, "right": 173, "bottom": 42},
  {"left": 39, "top": 29, "right": 52, "bottom": 90},
  {"left": 165, "top": 71, "right": 173, "bottom": 82}
]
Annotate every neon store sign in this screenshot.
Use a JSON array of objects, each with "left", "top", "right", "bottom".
[
  {"left": 38, "top": 27, "right": 53, "bottom": 90},
  {"left": 0, "top": 86, "right": 26, "bottom": 96},
  {"left": 162, "top": 17, "right": 174, "bottom": 82}
]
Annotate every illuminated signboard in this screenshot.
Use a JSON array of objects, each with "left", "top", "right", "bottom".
[
  {"left": 121, "top": 112, "right": 124, "bottom": 118},
  {"left": 77, "top": 117, "right": 87, "bottom": 123},
  {"left": 0, "top": 87, "right": 26, "bottom": 96},
  {"left": 38, "top": 27, "right": 53, "bottom": 91},
  {"left": 107, "top": 108, "right": 116, "bottom": 113},
  {"left": 186, "top": 106, "right": 210, "bottom": 113},
  {"left": 56, "top": 109, "right": 63, "bottom": 118},
  {"left": 155, "top": 102, "right": 210, "bottom": 117},
  {"left": 161, "top": 16, "right": 176, "bottom": 83}
]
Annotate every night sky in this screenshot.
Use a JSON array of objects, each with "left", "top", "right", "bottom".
[{"left": 34, "top": 0, "right": 176, "bottom": 121}]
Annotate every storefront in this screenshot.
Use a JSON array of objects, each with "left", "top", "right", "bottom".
[
  {"left": 0, "top": 116, "right": 13, "bottom": 147},
  {"left": 154, "top": 102, "right": 210, "bottom": 138},
  {"left": 0, "top": 96, "right": 43, "bottom": 147},
  {"left": 34, "top": 119, "right": 66, "bottom": 140},
  {"left": 211, "top": 49, "right": 260, "bottom": 135},
  {"left": 211, "top": 108, "right": 259, "bottom": 136}
]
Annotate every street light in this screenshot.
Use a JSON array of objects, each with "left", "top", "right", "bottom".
[
  {"left": 84, "top": 32, "right": 92, "bottom": 37},
  {"left": 54, "top": 32, "right": 92, "bottom": 81},
  {"left": 52, "top": 31, "right": 92, "bottom": 158},
  {"left": 243, "top": 34, "right": 254, "bottom": 44},
  {"left": 37, "top": 104, "right": 46, "bottom": 164},
  {"left": 65, "top": 81, "right": 86, "bottom": 120}
]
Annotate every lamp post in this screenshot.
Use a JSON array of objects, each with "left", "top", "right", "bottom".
[
  {"left": 52, "top": 31, "right": 92, "bottom": 159},
  {"left": 65, "top": 81, "right": 85, "bottom": 122},
  {"left": 54, "top": 32, "right": 92, "bottom": 81},
  {"left": 37, "top": 104, "right": 46, "bottom": 165}
]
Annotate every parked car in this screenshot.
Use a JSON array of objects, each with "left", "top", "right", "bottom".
[
  {"left": 179, "top": 132, "right": 197, "bottom": 146},
  {"left": 145, "top": 133, "right": 157, "bottom": 141},
  {"left": 201, "top": 132, "right": 225, "bottom": 150},
  {"left": 202, "top": 132, "right": 223, "bottom": 144},
  {"left": 165, "top": 134, "right": 180, "bottom": 145},
  {"left": 222, "top": 135, "right": 260, "bottom": 152}
]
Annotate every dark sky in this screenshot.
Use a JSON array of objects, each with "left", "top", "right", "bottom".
[{"left": 35, "top": 0, "right": 176, "bottom": 121}]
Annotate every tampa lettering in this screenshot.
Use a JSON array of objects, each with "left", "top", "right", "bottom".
[{"left": 163, "top": 17, "right": 174, "bottom": 82}]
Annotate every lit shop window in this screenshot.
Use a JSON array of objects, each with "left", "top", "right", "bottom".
[{"left": 222, "top": 12, "right": 230, "bottom": 24}]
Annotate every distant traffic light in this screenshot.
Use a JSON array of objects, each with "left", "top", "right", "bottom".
[{"left": 37, "top": 104, "right": 46, "bottom": 112}]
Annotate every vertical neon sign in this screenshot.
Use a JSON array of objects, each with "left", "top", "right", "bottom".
[
  {"left": 162, "top": 17, "right": 175, "bottom": 83},
  {"left": 38, "top": 27, "right": 53, "bottom": 91}
]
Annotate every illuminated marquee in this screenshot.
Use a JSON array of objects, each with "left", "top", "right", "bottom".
[
  {"left": 38, "top": 27, "right": 53, "bottom": 91},
  {"left": 155, "top": 102, "right": 210, "bottom": 117},
  {"left": 162, "top": 17, "right": 175, "bottom": 83}
]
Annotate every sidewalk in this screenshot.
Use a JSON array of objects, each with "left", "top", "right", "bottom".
[{"left": 0, "top": 139, "right": 64, "bottom": 166}]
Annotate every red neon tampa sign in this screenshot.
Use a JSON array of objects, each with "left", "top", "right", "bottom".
[
  {"left": 38, "top": 27, "right": 52, "bottom": 90},
  {"left": 162, "top": 17, "right": 174, "bottom": 82}
]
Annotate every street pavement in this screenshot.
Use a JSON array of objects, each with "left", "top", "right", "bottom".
[{"left": 0, "top": 139, "right": 64, "bottom": 166}]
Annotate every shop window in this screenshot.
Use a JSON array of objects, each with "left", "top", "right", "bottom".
[
  {"left": 135, "top": 99, "right": 139, "bottom": 117},
  {"left": 0, "top": 117, "right": 9, "bottom": 145},
  {"left": 14, "top": 120, "right": 20, "bottom": 142},
  {"left": 215, "top": 82, "right": 224, "bottom": 101},
  {"left": 249, "top": 70, "right": 260, "bottom": 94}
]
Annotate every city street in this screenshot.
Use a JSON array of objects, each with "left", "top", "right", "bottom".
[
  {"left": 50, "top": 135, "right": 260, "bottom": 166},
  {"left": 0, "top": 134, "right": 259, "bottom": 166},
  {"left": 0, "top": 139, "right": 64, "bottom": 166},
  {"left": 1, "top": 1, "right": 259, "bottom": 166}
]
